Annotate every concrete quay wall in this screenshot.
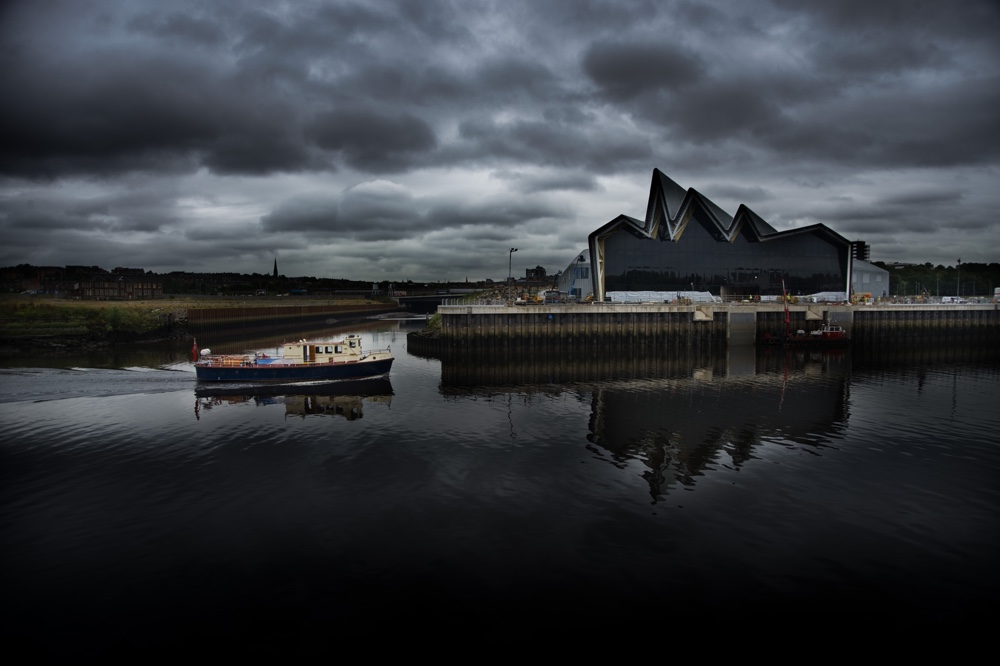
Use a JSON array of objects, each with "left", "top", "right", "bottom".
[{"left": 432, "top": 303, "right": 999, "bottom": 347}]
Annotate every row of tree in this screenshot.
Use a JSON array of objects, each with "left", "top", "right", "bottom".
[
  {"left": 4, "top": 262, "right": 998, "bottom": 299},
  {"left": 871, "top": 261, "right": 999, "bottom": 298}
]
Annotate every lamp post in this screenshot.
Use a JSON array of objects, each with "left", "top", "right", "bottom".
[
  {"left": 508, "top": 248, "right": 518, "bottom": 290},
  {"left": 957, "top": 258, "right": 961, "bottom": 297}
]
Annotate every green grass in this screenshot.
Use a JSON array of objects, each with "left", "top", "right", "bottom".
[
  {"left": 0, "top": 295, "right": 378, "bottom": 339},
  {"left": 0, "top": 300, "right": 165, "bottom": 338}
]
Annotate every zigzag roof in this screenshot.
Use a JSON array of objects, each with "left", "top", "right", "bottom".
[
  {"left": 594, "top": 168, "right": 848, "bottom": 247},
  {"left": 586, "top": 168, "right": 853, "bottom": 302}
]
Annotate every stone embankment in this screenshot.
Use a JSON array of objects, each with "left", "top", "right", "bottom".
[{"left": 409, "top": 302, "right": 1000, "bottom": 350}]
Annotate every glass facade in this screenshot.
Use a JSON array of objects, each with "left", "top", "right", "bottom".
[{"left": 597, "top": 200, "right": 849, "bottom": 298}]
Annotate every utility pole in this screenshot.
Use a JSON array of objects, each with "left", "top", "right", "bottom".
[{"left": 508, "top": 247, "right": 518, "bottom": 289}]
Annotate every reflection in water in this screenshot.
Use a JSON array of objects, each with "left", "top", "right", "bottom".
[
  {"left": 423, "top": 343, "right": 851, "bottom": 501},
  {"left": 2, "top": 323, "right": 998, "bottom": 652},
  {"left": 587, "top": 368, "right": 848, "bottom": 500},
  {"left": 193, "top": 377, "right": 393, "bottom": 421},
  {"left": 590, "top": 349, "right": 850, "bottom": 501},
  {"left": 412, "top": 342, "right": 732, "bottom": 387},
  {"left": 852, "top": 337, "right": 1000, "bottom": 370}
]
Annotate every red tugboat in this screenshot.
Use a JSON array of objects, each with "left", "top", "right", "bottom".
[{"left": 760, "top": 280, "right": 851, "bottom": 348}]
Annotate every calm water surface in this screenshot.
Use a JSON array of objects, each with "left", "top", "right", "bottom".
[{"left": 2, "top": 319, "right": 998, "bottom": 656}]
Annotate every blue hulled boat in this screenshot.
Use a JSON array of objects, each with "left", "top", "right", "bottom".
[{"left": 194, "top": 334, "right": 393, "bottom": 382}]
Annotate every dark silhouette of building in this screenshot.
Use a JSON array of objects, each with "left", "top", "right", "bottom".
[{"left": 588, "top": 169, "right": 858, "bottom": 301}]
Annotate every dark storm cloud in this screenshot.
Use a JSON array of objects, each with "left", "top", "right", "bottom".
[
  {"left": 261, "top": 184, "right": 425, "bottom": 241},
  {"left": 0, "top": 0, "right": 997, "bottom": 276},
  {"left": 0, "top": 187, "right": 179, "bottom": 233},
  {"left": 261, "top": 182, "right": 567, "bottom": 246},
  {"left": 260, "top": 195, "right": 342, "bottom": 234},
  {"left": 455, "top": 117, "right": 653, "bottom": 171},
  {"left": 308, "top": 109, "right": 438, "bottom": 172},
  {"left": 0, "top": 45, "right": 317, "bottom": 177},
  {"left": 583, "top": 41, "right": 705, "bottom": 100}
]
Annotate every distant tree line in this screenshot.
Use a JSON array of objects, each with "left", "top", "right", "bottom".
[
  {"left": 4, "top": 262, "right": 998, "bottom": 299},
  {"left": 871, "top": 261, "right": 999, "bottom": 298},
  {"left": 159, "top": 273, "right": 487, "bottom": 296},
  {"left": 0, "top": 264, "right": 494, "bottom": 297}
]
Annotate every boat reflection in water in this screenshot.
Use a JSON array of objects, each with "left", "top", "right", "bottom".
[{"left": 193, "top": 377, "right": 393, "bottom": 421}]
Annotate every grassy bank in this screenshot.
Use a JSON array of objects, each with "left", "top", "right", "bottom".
[{"left": 0, "top": 295, "right": 375, "bottom": 339}]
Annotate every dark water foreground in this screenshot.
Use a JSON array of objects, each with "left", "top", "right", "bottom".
[{"left": 1, "top": 320, "right": 998, "bottom": 657}]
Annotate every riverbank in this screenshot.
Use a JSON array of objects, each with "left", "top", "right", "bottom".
[{"left": 0, "top": 295, "right": 392, "bottom": 355}]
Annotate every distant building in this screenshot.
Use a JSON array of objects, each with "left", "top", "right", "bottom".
[
  {"left": 586, "top": 169, "right": 861, "bottom": 302},
  {"left": 851, "top": 259, "right": 889, "bottom": 299},
  {"left": 61, "top": 267, "right": 162, "bottom": 299},
  {"left": 555, "top": 251, "right": 592, "bottom": 299},
  {"left": 73, "top": 273, "right": 162, "bottom": 300},
  {"left": 525, "top": 265, "right": 547, "bottom": 280},
  {"left": 850, "top": 241, "right": 871, "bottom": 262}
]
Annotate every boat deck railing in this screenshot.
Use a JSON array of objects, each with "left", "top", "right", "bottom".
[
  {"left": 199, "top": 347, "right": 393, "bottom": 368},
  {"left": 198, "top": 355, "right": 255, "bottom": 368}
]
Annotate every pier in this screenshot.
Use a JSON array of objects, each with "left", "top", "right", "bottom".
[{"left": 413, "top": 302, "right": 999, "bottom": 349}]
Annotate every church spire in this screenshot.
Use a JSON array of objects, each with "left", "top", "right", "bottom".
[{"left": 273, "top": 258, "right": 278, "bottom": 278}]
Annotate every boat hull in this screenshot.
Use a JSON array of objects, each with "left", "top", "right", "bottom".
[
  {"left": 195, "top": 377, "right": 394, "bottom": 398},
  {"left": 195, "top": 357, "right": 393, "bottom": 382}
]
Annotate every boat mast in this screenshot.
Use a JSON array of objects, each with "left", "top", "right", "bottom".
[{"left": 781, "top": 278, "right": 791, "bottom": 338}]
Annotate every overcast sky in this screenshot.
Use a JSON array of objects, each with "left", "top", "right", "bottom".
[{"left": 2, "top": 0, "right": 998, "bottom": 282}]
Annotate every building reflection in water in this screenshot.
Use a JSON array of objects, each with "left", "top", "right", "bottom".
[{"left": 416, "top": 343, "right": 850, "bottom": 500}]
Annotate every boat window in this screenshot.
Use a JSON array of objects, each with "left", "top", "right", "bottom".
[
  {"left": 349, "top": 340, "right": 356, "bottom": 348},
  {"left": 315, "top": 346, "right": 322, "bottom": 354},
  {"left": 335, "top": 346, "right": 342, "bottom": 353},
  {"left": 325, "top": 346, "right": 332, "bottom": 353}
]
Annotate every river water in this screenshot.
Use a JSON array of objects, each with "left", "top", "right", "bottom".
[{"left": 2, "top": 318, "right": 998, "bottom": 657}]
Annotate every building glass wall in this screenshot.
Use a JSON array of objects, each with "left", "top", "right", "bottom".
[{"left": 602, "top": 209, "right": 848, "bottom": 297}]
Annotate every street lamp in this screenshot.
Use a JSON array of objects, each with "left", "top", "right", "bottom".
[
  {"left": 508, "top": 248, "right": 518, "bottom": 289},
  {"left": 957, "top": 258, "right": 961, "bottom": 297}
]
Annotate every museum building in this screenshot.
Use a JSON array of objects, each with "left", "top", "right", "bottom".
[{"left": 586, "top": 169, "right": 882, "bottom": 302}]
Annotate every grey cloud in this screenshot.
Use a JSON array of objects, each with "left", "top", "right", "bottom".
[
  {"left": 705, "top": 184, "right": 773, "bottom": 204},
  {"left": 0, "top": 189, "right": 179, "bottom": 234},
  {"left": 774, "top": 0, "right": 1000, "bottom": 40},
  {"left": 583, "top": 41, "right": 704, "bottom": 99},
  {"left": 422, "top": 196, "right": 567, "bottom": 231},
  {"left": 476, "top": 59, "right": 560, "bottom": 97},
  {"left": 1, "top": 0, "right": 998, "bottom": 276},
  {"left": 263, "top": 184, "right": 429, "bottom": 242},
  {"left": 127, "top": 11, "right": 227, "bottom": 46},
  {"left": 308, "top": 109, "right": 438, "bottom": 172},
  {"left": 456, "top": 117, "right": 653, "bottom": 172},
  {"left": 261, "top": 196, "right": 341, "bottom": 233},
  {"left": 875, "top": 189, "right": 965, "bottom": 207},
  {"left": 496, "top": 171, "right": 604, "bottom": 194}
]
